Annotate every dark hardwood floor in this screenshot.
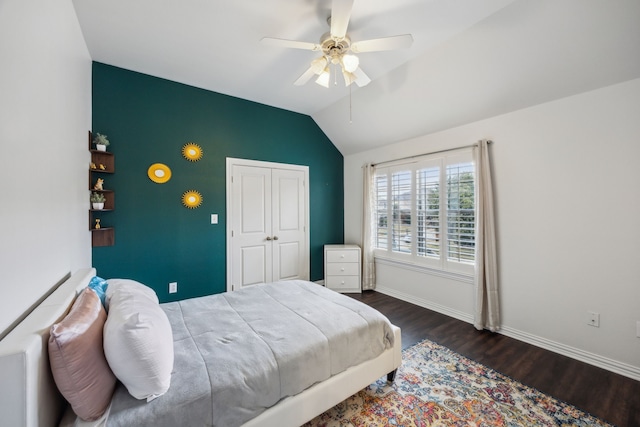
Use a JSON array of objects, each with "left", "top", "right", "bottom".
[{"left": 349, "top": 291, "right": 640, "bottom": 427}]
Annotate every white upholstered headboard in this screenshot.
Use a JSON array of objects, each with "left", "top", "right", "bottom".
[{"left": 0, "top": 268, "right": 96, "bottom": 427}]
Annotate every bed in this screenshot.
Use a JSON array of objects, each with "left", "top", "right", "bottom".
[{"left": 0, "top": 268, "right": 401, "bottom": 427}]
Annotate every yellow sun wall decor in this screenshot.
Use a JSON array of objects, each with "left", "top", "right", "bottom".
[
  {"left": 147, "top": 163, "right": 172, "bottom": 183},
  {"left": 182, "top": 190, "right": 203, "bottom": 209},
  {"left": 182, "top": 143, "right": 203, "bottom": 161}
]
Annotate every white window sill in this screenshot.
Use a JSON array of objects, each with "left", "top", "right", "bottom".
[{"left": 374, "top": 255, "right": 474, "bottom": 284}]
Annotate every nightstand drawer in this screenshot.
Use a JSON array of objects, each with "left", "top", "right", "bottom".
[
  {"left": 326, "top": 250, "right": 359, "bottom": 263},
  {"left": 325, "top": 276, "right": 360, "bottom": 290},
  {"left": 326, "top": 263, "right": 359, "bottom": 276}
]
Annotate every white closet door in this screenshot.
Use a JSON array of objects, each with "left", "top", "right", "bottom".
[
  {"left": 272, "top": 168, "right": 306, "bottom": 281},
  {"left": 228, "top": 159, "right": 309, "bottom": 291},
  {"left": 231, "top": 165, "right": 272, "bottom": 288}
]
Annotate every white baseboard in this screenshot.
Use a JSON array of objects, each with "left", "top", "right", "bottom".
[
  {"left": 499, "top": 326, "right": 640, "bottom": 381},
  {"left": 374, "top": 285, "right": 640, "bottom": 382},
  {"left": 374, "top": 286, "right": 473, "bottom": 324}
]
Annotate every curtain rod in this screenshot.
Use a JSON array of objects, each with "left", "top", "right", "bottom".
[{"left": 370, "top": 140, "right": 491, "bottom": 168}]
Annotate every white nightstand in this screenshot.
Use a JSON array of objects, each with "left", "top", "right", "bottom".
[{"left": 324, "top": 244, "right": 361, "bottom": 293}]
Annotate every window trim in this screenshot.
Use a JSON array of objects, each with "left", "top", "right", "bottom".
[
  {"left": 374, "top": 254, "right": 474, "bottom": 283},
  {"left": 373, "top": 149, "right": 476, "bottom": 276}
]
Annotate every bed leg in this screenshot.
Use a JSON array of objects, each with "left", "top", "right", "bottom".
[{"left": 387, "top": 369, "right": 397, "bottom": 382}]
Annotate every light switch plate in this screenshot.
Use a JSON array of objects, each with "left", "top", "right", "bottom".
[{"left": 211, "top": 214, "right": 218, "bottom": 224}]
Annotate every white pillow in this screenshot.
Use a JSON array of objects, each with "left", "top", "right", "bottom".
[
  {"left": 103, "top": 280, "right": 173, "bottom": 401},
  {"left": 105, "top": 278, "right": 159, "bottom": 309}
]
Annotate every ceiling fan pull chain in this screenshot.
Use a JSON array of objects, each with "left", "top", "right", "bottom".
[{"left": 349, "top": 83, "right": 353, "bottom": 124}]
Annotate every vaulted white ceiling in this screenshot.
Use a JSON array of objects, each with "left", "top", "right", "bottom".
[{"left": 72, "top": 0, "right": 640, "bottom": 154}]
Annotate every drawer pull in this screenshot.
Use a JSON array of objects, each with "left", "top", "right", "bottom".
[
  {"left": 340, "top": 268, "right": 345, "bottom": 271},
  {"left": 340, "top": 254, "right": 345, "bottom": 258}
]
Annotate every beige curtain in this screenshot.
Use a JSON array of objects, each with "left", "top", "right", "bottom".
[
  {"left": 474, "top": 140, "right": 500, "bottom": 331},
  {"left": 361, "top": 163, "right": 376, "bottom": 290}
]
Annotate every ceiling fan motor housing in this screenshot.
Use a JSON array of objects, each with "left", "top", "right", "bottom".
[{"left": 320, "top": 32, "right": 351, "bottom": 62}]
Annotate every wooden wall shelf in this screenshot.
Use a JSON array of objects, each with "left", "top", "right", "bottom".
[
  {"left": 88, "top": 131, "right": 115, "bottom": 247},
  {"left": 91, "top": 228, "right": 115, "bottom": 247}
]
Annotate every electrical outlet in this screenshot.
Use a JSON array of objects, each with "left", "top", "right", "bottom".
[
  {"left": 587, "top": 311, "right": 599, "bottom": 327},
  {"left": 169, "top": 282, "right": 178, "bottom": 294}
]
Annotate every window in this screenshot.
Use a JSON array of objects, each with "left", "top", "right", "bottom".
[{"left": 374, "top": 151, "right": 475, "bottom": 275}]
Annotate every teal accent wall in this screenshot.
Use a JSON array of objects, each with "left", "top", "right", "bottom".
[{"left": 91, "top": 62, "right": 343, "bottom": 302}]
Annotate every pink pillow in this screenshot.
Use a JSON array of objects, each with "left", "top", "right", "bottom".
[{"left": 48, "top": 288, "right": 116, "bottom": 421}]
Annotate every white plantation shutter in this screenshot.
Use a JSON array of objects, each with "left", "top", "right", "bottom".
[
  {"left": 391, "top": 169, "right": 412, "bottom": 254},
  {"left": 416, "top": 165, "right": 440, "bottom": 260},
  {"left": 446, "top": 161, "right": 475, "bottom": 265},
  {"left": 373, "top": 150, "right": 475, "bottom": 275},
  {"left": 375, "top": 173, "right": 388, "bottom": 250}
]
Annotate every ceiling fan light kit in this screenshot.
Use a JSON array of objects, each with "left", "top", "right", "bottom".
[
  {"left": 310, "top": 56, "right": 328, "bottom": 74},
  {"left": 341, "top": 54, "right": 359, "bottom": 73},
  {"left": 315, "top": 70, "right": 331, "bottom": 88},
  {"left": 261, "top": 0, "right": 413, "bottom": 89},
  {"left": 342, "top": 69, "right": 357, "bottom": 86}
]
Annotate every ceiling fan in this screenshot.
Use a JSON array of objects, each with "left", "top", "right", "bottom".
[{"left": 261, "top": 0, "right": 413, "bottom": 88}]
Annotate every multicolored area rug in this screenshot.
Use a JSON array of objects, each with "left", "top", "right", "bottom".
[{"left": 305, "top": 339, "right": 612, "bottom": 427}]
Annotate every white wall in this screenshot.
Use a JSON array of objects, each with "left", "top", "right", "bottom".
[
  {"left": 344, "top": 78, "right": 640, "bottom": 379},
  {"left": 0, "top": 0, "right": 92, "bottom": 336}
]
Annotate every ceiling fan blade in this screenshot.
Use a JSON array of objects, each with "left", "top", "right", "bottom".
[
  {"left": 294, "top": 66, "right": 316, "bottom": 86},
  {"left": 353, "top": 67, "right": 371, "bottom": 87},
  {"left": 330, "top": 0, "right": 354, "bottom": 40},
  {"left": 260, "top": 37, "right": 321, "bottom": 51},
  {"left": 351, "top": 34, "right": 413, "bottom": 53}
]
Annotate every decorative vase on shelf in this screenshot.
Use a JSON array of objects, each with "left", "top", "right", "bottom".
[
  {"left": 92, "top": 133, "right": 110, "bottom": 152},
  {"left": 90, "top": 192, "right": 105, "bottom": 210}
]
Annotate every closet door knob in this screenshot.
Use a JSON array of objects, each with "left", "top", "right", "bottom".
[
  {"left": 266, "top": 236, "right": 272, "bottom": 241},
  {"left": 273, "top": 236, "right": 279, "bottom": 240}
]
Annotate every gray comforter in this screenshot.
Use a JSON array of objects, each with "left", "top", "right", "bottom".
[{"left": 106, "top": 280, "right": 394, "bottom": 427}]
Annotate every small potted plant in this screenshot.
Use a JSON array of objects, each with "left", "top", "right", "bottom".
[
  {"left": 91, "top": 192, "right": 106, "bottom": 210},
  {"left": 93, "top": 133, "right": 110, "bottom": 152}
]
